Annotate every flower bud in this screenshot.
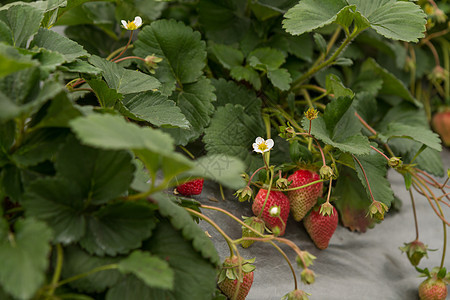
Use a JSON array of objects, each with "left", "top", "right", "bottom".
[
  {"left": 304, "top": 107, "right": 319, "bottom": 121},
  {"left": 399, "top": 240, "right": 431, "bottom": 266},
  {"left": 282, "top": 289, "right": 310, "bottom": 300},
  {"left": 235, "top": 186, "right": 253, "bottom": 202},
  {"left": 319, "top": 165, "right": 334, "bottom": 180},
  {"left": 296, "top": 251, "right": 317, "bottom": 269},
  {"left": 300, "top": 269, "right": 315, "bottom": 284},
  {"left": 388, "top": 157, "right": 403, "bottom": 168},
  {"left": 144, "top": 54, "right": 163, "bottom": 74},
  {"left": 368, "top": 201, "right": 389, "bottom": 220}
]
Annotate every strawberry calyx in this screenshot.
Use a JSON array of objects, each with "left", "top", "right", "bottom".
[{"left": 217, "top": 256, "right": 256, "bottom": 283}]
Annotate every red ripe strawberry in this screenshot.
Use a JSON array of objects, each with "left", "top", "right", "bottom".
[
  {"left": 419, "top": 277, "right": 448, "bottom": 300},
  {"left": 303, "top": 206, "right": 338, "bottom": 249},
  {"left": 432, "top": 110, "right": 450, "bottom": 147},
  {"left": 218, "top": 256, "right": 255, "bottom": 300},
  {"left": 176, "top": 178, "right": 204, "bottom": 196},
  {"left": 287, "top": 170, "right": 323, "bottom": 221},
  {"left": 252, "top": 189, "right": 290, "bottom": 236}
]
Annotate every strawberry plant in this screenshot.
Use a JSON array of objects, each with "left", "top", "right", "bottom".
[{"left": 0, "top": 0, "right": 449, "bottom": 299}]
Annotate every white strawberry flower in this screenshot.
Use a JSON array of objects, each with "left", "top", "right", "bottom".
[
  {"left": 121, "top": 16, "right": 143, "bottom": 30},
  {"left": 252, "top": 137, "right": 274, "bottom": 153}
]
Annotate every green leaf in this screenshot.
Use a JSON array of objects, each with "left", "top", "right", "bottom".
[
  {"left": 118, "top": 250, "right": 174, "bottom": 290},
  {"left": 134, "top": 19, "right": 206, "bottom": 95},
  {"left": 353, "top": 150, "right": 394, "bottom": 207},
  {"left": 0, "top": 43, "right": 36, "bottom": 78},
  {"left": 69, "top": 114, "right": 175, "bottom": 154},
  {"left": 0, "top": 120, "right": 14, "bottom": 167},
  {"left": 0, "top": 165, "right": 25, "bottom": 203},
  {"left": 204, "top": 104, "right": 265, "bottom": 170},
  {"left": 154, "top": 193, "right": 219, "bottom": 265},
  {"left": 283, "top": 0, "right": 347, "bottom": 35},
  {"left": 0, "top": 4, "right": 44, "bottom": 47},
  {"left": 120, "top": 91, "right": 190, "bottom": 129},
  {"left": 86, "top": 78, "right": 123, "bottom": 108},
  {"left": 32, "top": 48, "right": 66, "bottom": 73},
  {"left": 89, "top": 55, "right": 160, "bottom": 95},
  {"left": 55, "top": 136, "right": 135, "bottom": 205},
  {"left": 79, "top": 202, "right": 156, "bottom": 257},
  {"left": 23, "top": 177, "right": 86, "bottom": 244},
  {"left": 360, "top": 58, "right": 418, "bottom": 105},
  {"left": 184, "top": 155, "right": 246, "bottom": 190},
  {"left": 31, "top": 27, "right": 88, "bottom": 62},
  {"left": 198, "top": 0, "right": 250, "bottom": 45},
  {"left": 380, "top": 122, "right": 442, "bottom": 152},
  {"left": 303, "top": 97, "right": 371, "bottom": 155},
  {"left": 0, "top": 218, "right": 52, "bottom": 300},
  {"left": 61, "top": 245, "right": 122, "bottom": 293},
  {"left": 268, "top": 68, "right": 292, "bottom": 91},
  {"left": 209, "top": 43, "right": 244, "bottom": 69},
  {"left": 348, "top": 0, "right": 426, "bottom": 42},
  {"left": 164, "top": 77, "right": 216, "bottom": 145},
  {"left": 31, "top": 93, "right": 82, "bottom": 129},
  {"left": 248, "top": 47, "right": 286, "bottom": 71},
  {"left": 230, "top": 65, "right": 261, "bottom": 90},
  {"left": 325, "top": 74, "right": 354, "bottom": 99},
  {"left": 11, "top": 128, "right": 68, "bottom": 167},
  {"left": 334, "top": 165, "right": 376, "bottom": 232},
  {"left": 58, "top": 59, "right": 102, "bottom": 75},
  {"left": 211, "top": 78, "right": 261, "bottom": 115}
]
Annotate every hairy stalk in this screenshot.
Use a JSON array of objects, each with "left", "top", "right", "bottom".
[
  {"left": 411, "top": 177, "right": 450, "bottom": 226},
  {"left": 412, "top": 176, "right": 448, "bottom": 268},
  {"left": 106, "top": 44, "right": 135, "bottom": 61},
  {"left": 257, "top": 168, "right": 274, "bottom": 219},
  {"left": 408, "top": 45, "right": 417, "bottom": 96},
  {"left": 111, "top": 31, "right": 133, "bottom": 62},
  {"left": 354, "top": 112, "right": 395, "bottom": 157},
  {"left": 370, "top": 145, "right": 390, "bottom": 161},
  {"left": 251, "top": 179, "right": 324, "bottom": 192},
  {"left": 113, "top": 56, "right": 146, "bottom": 63},
  {"left": 178, "top": 145, "right": 195, "bottom": 159},
  {"left": 409, "top": 189, "right": 420, "bottom": 241},
  {"left": 56, "top": 264, "right": 118, "bottom": 288},
  {"left": 185, "top": 207, "right": 243, "bottom": 300},
  {"left": 291, "top": 27, "right": 359, "bottom": 92},
  {"left": 46, "top": 244, "right": 63, "bottom": 297},
  {"left": 353, "top": 155, "right": 376, "bottom": 202}
]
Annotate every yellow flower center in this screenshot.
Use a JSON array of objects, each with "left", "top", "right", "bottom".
[
  {"left": 258, "top": 143, "right": 268, "bottom": 152},
  {"left": 127, "top": 21, "right": 138, "bottom": 30}
]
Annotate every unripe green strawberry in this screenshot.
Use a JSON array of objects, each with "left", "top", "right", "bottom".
[
  {"left": 432, "top": 111, "right": 450, "bottom": 147},
  {"left": 419, "top": 277, "right": 448, "bottom": 300},
  {"left": 252, "top": 189, "right": 290, "bottom": 236},
  {"left": 287, "top": 170, "right": 323, "bottom": 221},
  {"left": 241, "top": 216, "right": 265, "bottom": 248},
  {"left": 303, "top": 205, "right": 338, "bottom": 249},
  {"left": 218, "top": 256, "right": 255, "bottom": 300}
]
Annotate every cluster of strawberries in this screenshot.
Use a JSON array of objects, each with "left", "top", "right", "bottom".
[{"left": 250, "top": 169, "right": 338, "bottom": 249}]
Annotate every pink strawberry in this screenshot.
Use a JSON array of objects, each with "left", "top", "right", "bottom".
[
  {"left": 432, "top": 110, "right": 450, "bottom": 147},
  {"left": 287, "top": 170, "right": 323, "bottom": 221},
  {"left": 218, "top": 256, "right": 255, "bottom": 300},
  {"left": 303, "top": 206, "right": 338, "bottom": 249},
  {"left": 176, "top": 178, "right": 204, "bottom": 196},
  {"left": 252, "top": 189, "right": 290, "bottom": 236},
  {"left": 419, "top": 277, "right": 448, "bottom": 300}
]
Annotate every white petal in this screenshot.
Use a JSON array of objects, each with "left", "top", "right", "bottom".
[
  {"left": 134, "top": 16, "right": 142, "bottom": 27},
  {"left": 121, "top": 20, "right": 128, "bottom": 28},
  {"left": 255, "top": 137, "right": 264, "bottom": 144},
  {"left": 265, "top": 139, "right": 274, "bottom": 150},
  {"left": 253, "top": 143, "right": 262, "bottom": 153}
]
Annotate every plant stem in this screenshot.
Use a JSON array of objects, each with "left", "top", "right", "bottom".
[
  {"left": 106, "top": 44, "right": 135, "bottom": 61},
  {"left": 370, "top": 145, "right": 390, "bottom": 162},
  {"left": 291, "top": 28, "right": 359, "bottom": 92},
  {"left": 409, "top": 189, "right": 420, "bottom": 241},
  {"left": 412, "top": 175, "right": 448, "bottom": 268},
  {"left": 111, "top": 31, "right": 133, "bottom": 62},
  {"left": 56, "top": 264, "right": 119, "bottom": 288},
  {"left": 353, "top": 155, "right": 376, "bottom": 202},
  {"left": 113, "top": 56, "right": 146, "bottom": 64},
  {"left": 251, "top": 179, "right": 325, "bottom": 192},
  {"left": 257, "top": 168, "right": 274, "bottom": 219},
  {"left": 46, "top": 244, "right": 63, "bottom": 297},
  {"left": 185, "top": 207, "right": 235, "bottom": 257}
]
